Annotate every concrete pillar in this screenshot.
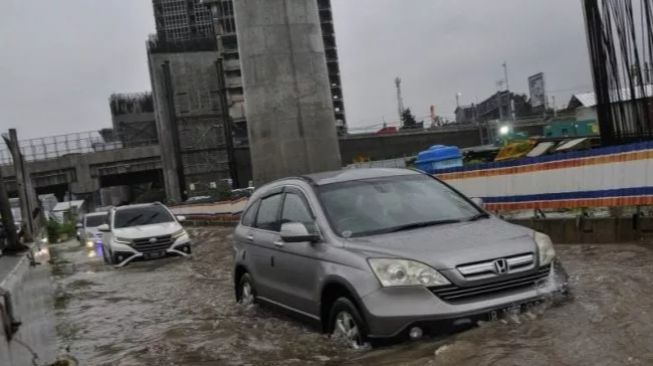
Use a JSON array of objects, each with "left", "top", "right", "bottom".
[{"left": 234, "top": 0, "right": 342, "bottom": 185}]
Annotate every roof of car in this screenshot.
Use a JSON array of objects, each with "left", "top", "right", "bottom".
[
  {"left": 301, "top": 168, "right": 422, "bottom": 186},
  {"left": 114, "top": 202, "right": 163, "bottom": 211},
  {"left": 85, "top": 212, "right": 108, "bottom": 217}
]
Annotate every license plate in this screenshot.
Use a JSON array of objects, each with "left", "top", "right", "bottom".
[
  {"left": 145, "top": 251, "right": 165, "bottom": 259},
  {"left": 488, "top": 304, "right": 522, "bottom": 321}
]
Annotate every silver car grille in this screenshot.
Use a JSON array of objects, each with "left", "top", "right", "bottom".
[
  {"left": 131, "top": 235, "right": 173, "bottom": 253},
  {"left": 431, "top": 264, "right": 551, "bottom": 303},
  {"left": 457, "top": 253, "right": 535, "bottom": 280}
]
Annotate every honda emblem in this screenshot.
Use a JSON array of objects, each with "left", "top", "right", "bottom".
[{"left": 493, "top": 258, "right": 508, "bottom": 274}]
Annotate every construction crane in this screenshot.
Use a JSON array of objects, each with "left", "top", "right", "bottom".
[{"left": 395, "top": 77, "right": 405, "bottom": 124}]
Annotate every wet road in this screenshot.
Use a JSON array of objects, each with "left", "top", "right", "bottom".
[{"left": 51, "top": 228, "right": 653, "bottom": 366}]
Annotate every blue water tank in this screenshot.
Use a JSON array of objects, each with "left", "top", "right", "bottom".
[{"left": 415, "top": 145, "right": 463, "bottom": 173}]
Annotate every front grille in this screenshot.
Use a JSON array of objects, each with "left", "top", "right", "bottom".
[
  {"left": 457, "top": 253, "right": 535, "bottom": 279},
  {"left": 132, "top": 235, "right": 173, "bottom": 253},
  {"left": 430, "top": 265, "right": 551, "bottom": 303}
]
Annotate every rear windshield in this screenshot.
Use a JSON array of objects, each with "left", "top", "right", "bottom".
[
  {"left": 114, "top": 205, "right": 174, "bottom": 229},
  {"left": 85, "top": 214, "right": 107, "bottom": 228}
]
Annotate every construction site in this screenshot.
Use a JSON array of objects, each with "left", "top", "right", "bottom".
[{"left": 2, "top": 0, "right": 653, "bottom": 365}]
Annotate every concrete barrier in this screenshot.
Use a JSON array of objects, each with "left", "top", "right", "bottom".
[
  {"left": 0, "top": 246, "right": 57, "bottom": 365},
  {"left": 510, "top": 216, "right": 653, "bottom": 244}
]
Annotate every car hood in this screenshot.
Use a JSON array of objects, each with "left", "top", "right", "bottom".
[
  {"left": 113, "top": 222, "right": 181, "bottom": 239},
  {"left": 343, "top": 218, "right": 536, "bottom": 270}
]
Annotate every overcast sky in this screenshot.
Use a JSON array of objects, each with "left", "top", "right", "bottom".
[{"left": 0, "top": 0, "right": 593, "bottom": 139}]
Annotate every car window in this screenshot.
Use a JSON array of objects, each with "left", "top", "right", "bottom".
[
  {"left": 114, "top": 205, "right": 175, "bottom": 229},
  {"left": 255, "top": 194, "right": 283, "bottom": 231},
  {"left": 241, "top": 200, "right": 260, "bottom": 227},
  {"left": 318, "top": 174, "right": 480, "bottom": 238},
  {"left": 85, "top": 214, "right": 107, "bottom": 228},
  {"left": 281, "top": 193, "right": 313, "bottom": 224}
]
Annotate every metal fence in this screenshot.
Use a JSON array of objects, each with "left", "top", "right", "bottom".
[{"left": 0, "top": 131, "right": 158, "bottom": 166}]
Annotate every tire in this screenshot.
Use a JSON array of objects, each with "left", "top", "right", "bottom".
[
  {"left": 328, "top": 297, "right": 369, "bottom": 349},
  {"left": 236, "top": 273, "right": 256, "bottom": 306}
]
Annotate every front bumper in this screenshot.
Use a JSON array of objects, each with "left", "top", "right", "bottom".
[
  {"left": 360, "top": 262, "right": 569, "bottom": 338},
  {"left": 109, "top": 237, "right": 192, "bottom": 267}
]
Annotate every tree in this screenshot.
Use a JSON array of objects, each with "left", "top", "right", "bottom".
[{"left": 401, "top": 108, "right": 418, "bottom": 127}]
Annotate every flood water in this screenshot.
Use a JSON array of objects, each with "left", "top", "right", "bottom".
[{"left": 50, "top": 227, "right": 653, "bottom": 366}]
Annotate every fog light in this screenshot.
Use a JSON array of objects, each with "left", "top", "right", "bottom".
[
  {"left": 183, "top": 246, "right": 190, "bottom": 253},
  {"left": 409, "top": 326, "right": 423, "bottom": 340},
  {"left": 86, "top": 240, "right": 94, "bottom": 248},
  {"left": 117, "top": 255, "right": 124, "bottom": 262}
]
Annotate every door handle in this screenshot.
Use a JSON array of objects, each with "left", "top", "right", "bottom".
[
  {"left": 246, "top": 235, "right": 254, "bottom": 242},
  {"left": 273, "top": 240, "right": 284, "bottom": 248}
]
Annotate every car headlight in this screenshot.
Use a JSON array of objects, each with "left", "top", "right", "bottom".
[
  {"left": 113, "top": 237, "right": 132, "bottom": 245},
  {"left": 534, "top": 232, "right": 556, "bottom": 266},
  {"left": 368, "top": 259, "right": 451, "bottom": 287},
  {"left": 172, "top": 229, "right": 188, "bottom": 240}
]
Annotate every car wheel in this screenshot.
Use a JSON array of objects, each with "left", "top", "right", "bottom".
[
  {"left": 329, "top": 297, "right": 368, "bottom": 349},
  {"left": 236, "top": 273, "right": 256, "bottom": 306}
]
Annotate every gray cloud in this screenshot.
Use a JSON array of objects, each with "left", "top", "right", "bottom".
[
  {"left": 0, "top": 0, "right": 592, "bottom": 139},
  {"left": 333, "top": 0, "right": 593, "bottom": 130}
]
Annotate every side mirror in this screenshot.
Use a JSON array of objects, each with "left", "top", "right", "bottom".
[
  {"left": 471, "top": 197, "right": 485, "bottom": 208},
  {"left": 280, "top": 222, "right": 320, "bottom": 243},
  {"left": 97, "top": 224, "right": 110, "bottom": 232},
  {"left": 76, "top": 223, "right": 83, "bottom": 229},
  {"left": 176, "top": 215, "right": 187, "bottom": 223}
]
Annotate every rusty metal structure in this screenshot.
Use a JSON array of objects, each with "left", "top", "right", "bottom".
[{"left": 583, "top": 0, "right": 653, "bottom": 145}]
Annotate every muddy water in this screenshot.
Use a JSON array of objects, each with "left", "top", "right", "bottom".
[{"left": 51, "top": 228, "right": 653, "bottom": 366}]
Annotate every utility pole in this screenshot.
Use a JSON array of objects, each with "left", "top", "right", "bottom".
[
  {"left": 502, "top": 61, "right": 515, "bottom": 121},
  {"left": 4, "top": 129, "right": 34, "bottom": 242},
  {"left": 395, "top": 77, "right": 405, "bottom": 125},
  {"left": 0, "top": 168, "right": 21, "bottom": 253}
]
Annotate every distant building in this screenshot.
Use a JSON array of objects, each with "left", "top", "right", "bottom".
[
  {"left": 455, "top": 91, "right": 533, "bottom": 124},
  {"left": 152, "top": 0, "right": 214, "bottom": 42},
  {"left": 109, "top": 93, "right": 157, "bottom": 147},
  {"left": 568, "top": 85, "right": 653, "bottom": 124}
]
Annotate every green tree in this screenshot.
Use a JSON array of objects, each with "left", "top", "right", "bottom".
[{"left": 401, "top": 108, "right": 418, "bottom": 127}]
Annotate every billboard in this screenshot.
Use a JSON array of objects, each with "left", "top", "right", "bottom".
[{"left": 528, "top": 72, "right": 547, "bottom": 108}]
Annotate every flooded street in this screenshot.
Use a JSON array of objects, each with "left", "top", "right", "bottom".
[{"left": 50, "top": 227, "right": 653, "bottom": 366}]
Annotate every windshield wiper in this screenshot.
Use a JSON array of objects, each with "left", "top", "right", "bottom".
[
  {"left": 467, "top": 212, "right": 491, "bottom": 221},
  {"left": 387, "top": 219, "right": 462, "bottom": 233},
  {"left": 121, "top": 214, "right": 144, "bottom": 228},
  {"left": 143, "top": 212, "right": 161, "bottom": 224}
]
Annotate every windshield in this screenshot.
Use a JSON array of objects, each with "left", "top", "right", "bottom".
[
  {"left": 318, "top": 174, "right": 482, "bottom": 238},
  {"left": 113, "top": 206, "right": 174, "bottom": 229},
  {"left": 85, "top": 214, "right": 107, "bottom": 228}
]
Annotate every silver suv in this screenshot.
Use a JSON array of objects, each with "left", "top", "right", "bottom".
[
  {"left": 98, "top": 203, "right": 191, "bottom": 267},
  {"left": 233, "top": 168, "right": 568, "bottom": 347}
]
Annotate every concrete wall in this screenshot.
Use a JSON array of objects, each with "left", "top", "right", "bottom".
[
  {"left": 235, "top": 0, "right": 342, "bottom": 185},
  {"left": 339, "top": 128, "right": 482, "bottom": 164},
  {"left": 511, "top": 216, "right": 653, "bottom": 244},
  {"left": 0, "top": 249, "right": 57, "bottom": 365}
]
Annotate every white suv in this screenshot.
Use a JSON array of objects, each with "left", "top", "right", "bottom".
[{"left": 98, "top": 203, "right": 191, "bottom": 267}]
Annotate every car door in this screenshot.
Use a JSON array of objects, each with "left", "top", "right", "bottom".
[
  {"left": 273, "top": 187, "right": 324, "bottom": 316},
  {"left": 249, "top": 190, "right": 285, "bottom": 302},
  {"left": 233, "top": 199, "right": 261, "bottom": 285}
]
